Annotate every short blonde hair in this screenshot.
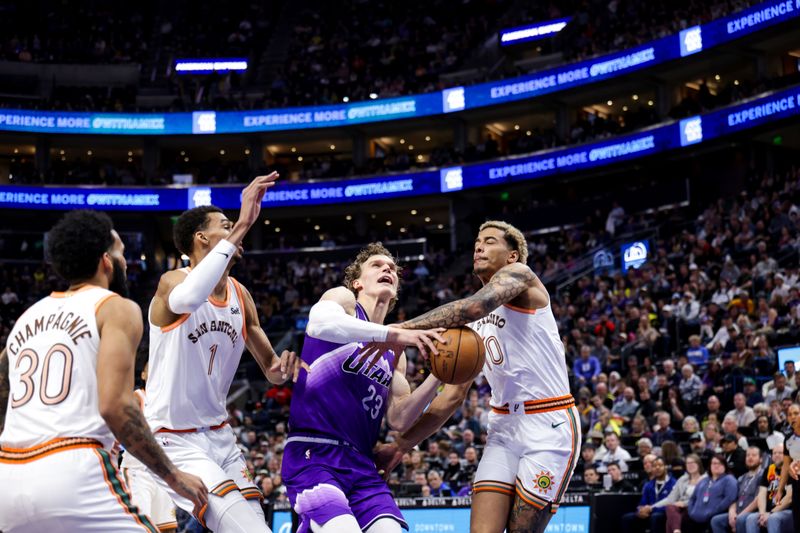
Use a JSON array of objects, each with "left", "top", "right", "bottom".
[{"left": 479, "top": 220, "right": 528, "bottom": 264}]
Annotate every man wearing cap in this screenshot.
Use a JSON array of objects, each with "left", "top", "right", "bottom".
[
  {"left": 727, "top": 393, "right": 756, "bottom": 428},
  {"left": 690, "top": 432, "right": 715, "bottom": 471},
  {"left": 743, "top": 378, "right": 764, "bottom": 407},
  {"left": 722, "top": 434, "right": 748, "bottom": 477}
]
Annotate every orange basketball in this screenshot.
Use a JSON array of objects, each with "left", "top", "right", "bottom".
[{"left": 429, "top": 326, "right": 486, "bottom": 385}]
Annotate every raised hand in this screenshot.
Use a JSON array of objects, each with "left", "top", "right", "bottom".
[{"left": 229, "top": 172, "right": 279, "bottom": 245}]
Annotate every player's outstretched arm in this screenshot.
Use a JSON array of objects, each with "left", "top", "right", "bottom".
[
  {"left": 0, "top": 348, "right": 8, "bottom": 434},
  {"left": 151, "top": 173, "right": 279, "bottom": 327},
  {"left": 385, "top": 354, "right": 442, "bottom": 433},
  {"left": 96, "top": 297, "right": 208, "bottom": 513},
  {"left": 239, "top": 282, "right": 307, "bottom": 384},
  {"left": 399, "top": 262, "right": 537, "bottom": 330},
  {"left": 307, "top": 288, "right": 445, "bottom": 356}
]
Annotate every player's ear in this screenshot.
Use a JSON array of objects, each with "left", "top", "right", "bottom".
[
  {"left": 196, "top": 230, "right": 210, "bottom": 247},
  {"left": 101, "top": 251, "right": 113, "bottom": 273},
  {"left": 507, "top": 250, "right": 519, "bottom": 264},
  {"left": 352, "top": 279, "right": 363, "bottom": 292}
]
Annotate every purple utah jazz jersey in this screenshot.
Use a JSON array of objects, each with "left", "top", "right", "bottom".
[{"left": 288, "top": 303, "right": 397, "bottom": 456}]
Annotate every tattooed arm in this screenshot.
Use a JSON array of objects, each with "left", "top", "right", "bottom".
[
  {"left": 399, "top": 262, "right": 538, "bottom": 330},
  {"left": 96, "top": 297, "right": 208, "bottom": 512},
  {"left": 0, "top": 348, "right": 8, "bottom": 434}
]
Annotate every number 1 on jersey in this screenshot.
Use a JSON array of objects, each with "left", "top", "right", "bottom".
[{"left": 208, "top": 344, "right": 219, "bottom": 375}]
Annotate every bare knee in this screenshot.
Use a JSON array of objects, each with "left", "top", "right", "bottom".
[{"left": 507, "top": 499, "right": 554, "bottom": 533}]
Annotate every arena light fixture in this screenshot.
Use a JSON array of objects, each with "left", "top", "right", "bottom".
[
  {"left": 291, "top": 147, "right": 297, "bottom": 152},
  {"left": 264, "top": 219, "right": 270, "bottom": 225},
  {"left": 297, "top": 156, "right": 303, "bottom": 161},
  {"left": 399, "top": 139, "right": 405, "bottom": 144},
  {"left": 607, "top": 100, "right": 613, "bottom": 106},
  {"left": 314, "top": 225, "right": 320, "bottom": 230},
  {"left": 425, "top": 136, "right": 431, "bottom": 141},
  {"left": 369, "top": 93, "right": 378, "bottom": 99},
  {"left": 346, "top": 215, "right": 352, "bottom": 220},
  {"left": 424, "top": 217, "right": 431, "bottom": 222},
  {"left": 632, "top": 94, "right": 639, "bottom": 100},
  {"left": 411, "top": 209, "right": 417, "bottom": 215},
  {"left": 342, "top": 97, "right": 350, "bottom": 102}
]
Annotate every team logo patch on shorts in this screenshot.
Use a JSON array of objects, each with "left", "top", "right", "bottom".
[{"left": 534, "top": 470, "right": 556, "bottom": 494}]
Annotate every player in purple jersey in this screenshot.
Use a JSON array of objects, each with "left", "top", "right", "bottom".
[{"left": 282, "top": 242, "right": 450, "bottom": 533}]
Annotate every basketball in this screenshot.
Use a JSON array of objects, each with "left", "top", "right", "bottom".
[{"left": 429, "top": 327, "right": 486, "bottom": 385}]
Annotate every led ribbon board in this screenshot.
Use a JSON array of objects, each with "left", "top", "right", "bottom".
[
  {"left": 1, "top": 85, "right": 799, "bottom": 211},
  {"left": 0, "top": 0, "right": 795, "bottom": 135}
]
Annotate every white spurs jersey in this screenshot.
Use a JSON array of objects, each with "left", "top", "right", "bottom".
[
  {"left": 144, "top": 272, "right": 247, "bottom": 431},
  {"left": 1, "top": 285, "right": 119, "bottom": 449},
  {"left": 469, "top": 300, "right": 570, "bottom": 406}
]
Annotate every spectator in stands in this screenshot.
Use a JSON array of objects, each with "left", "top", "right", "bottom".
[
  {"left": 704, "top": 397, "right": 724, "bottom": 427},
  {"left": 663, "top": 359, "right": 681, "bottom": 389},
  {"left": 636, "top": 438, "right": 654, "bottom": 460},
  {"left": 578, "top": 443, "right": 600, "bottom": 473},
  {"left": 684, "top": 454, "right": 738, "bottom": 533},
  {"left": 599, "top": 432, "right": 631, "bottom": 473},
  {"left": 678, "top": 291, "right": 701, "bottom": 326},
  {"left": 620, "top": 457, "right": 676, "bottom": 533},
  {"left": 687, "top": 334, "right": 711, "bottom": 367},
  {"left": 443, "top": 452, "right": 462, "bottom": 489},
  {"left": 640, "top": 454, "right": 658, "bottom": 487},
  {"left": 721, "top": 433, "right": 749, "bottom": 479},
  {"left": 604, "top": 461, "right": 634, "bottom": 493},
  {"left": 612, "top": 387, "right": 639, "bottom": 424},
  {"left": 766, "top": 373, "right": 794, "bottom": 405},
  {"left": 661, "top": 441, "right": 686, "bottom": 479},
  {"left": 683, "top": 417, "right": 701, "bottom": 435},
  {"left": 582, "top": 466, "right": 601, "bottom": 491},
  {"left": 709, "top": 446, "right": 763, "bottom": 533},
  {"left": 426, "top": 470, "right": 454, "bottom": 497},
  {"left": 574, "top": 344, "right": 602, "bottom": 390},
  {"left": 744, "top": 378, "right": 764, "bottom": 407},
  {"left": 630, "top": 415, "right": 652, "bottom": 440},
  {"left": 652, "top": 412, "right": 676, "bottom": 446},
  {"left": 659, "top": 453, "right": 707, "bottom": 533},
  {"left": 680, "top": 364, "right": 704, "bottom": 404},
  {"left": 728, "top": 393, "right": 757, "bottom": 428},
  {"left": 746, "top": 445, "right": 793, "bottom": 533},
  {"left": 690, "top": 432, "right": 715, "bottom": 471}
]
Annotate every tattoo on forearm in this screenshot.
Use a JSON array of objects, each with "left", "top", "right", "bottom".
[
  {"left": 116, "top": 402, "right": 174, "bottom": 480},
  {"left": 0, "top": 350, "right": 8, "bottom": 434},
  {"left": 401, "top": 268, "right": 534, "bottom": 330}
]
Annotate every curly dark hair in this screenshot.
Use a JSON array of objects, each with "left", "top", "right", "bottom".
[
  {"left": 47, "top": 210, "right": 114, "bottom": 283},
  {"left": 173, "top": 205, "right": 223, "bottom": 256},
  {"left": 343, "top": 242, "right": 402, "bottom": 311}
]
